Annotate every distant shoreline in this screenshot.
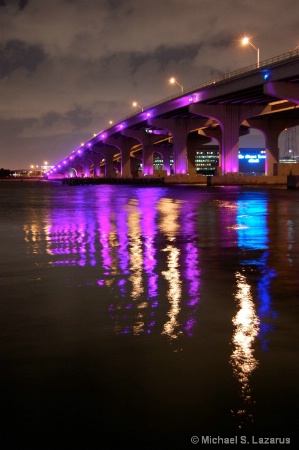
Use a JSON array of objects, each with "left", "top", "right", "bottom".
[{"left": 0, "top": 177, "right": 48, "bottom": 181}]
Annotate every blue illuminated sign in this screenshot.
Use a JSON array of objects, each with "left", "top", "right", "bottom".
[{"left": 238, "top": 149, "right": 266, "bottom": 173}]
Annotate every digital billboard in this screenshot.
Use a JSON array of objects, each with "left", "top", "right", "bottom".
[{"left": 238, "top": 148, "right": 266, "bottom": 174}]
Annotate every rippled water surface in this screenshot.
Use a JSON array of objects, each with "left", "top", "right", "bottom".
[{"left": 1, "top": 180, "right": 299, "bottom": 450}]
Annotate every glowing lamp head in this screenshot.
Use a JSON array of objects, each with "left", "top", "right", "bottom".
[
  {"left": 169, "top": 77, "right": 176, "bottom": 85},
  {"left": 242, "top": 37, "right": 250, "bottom": 46}
]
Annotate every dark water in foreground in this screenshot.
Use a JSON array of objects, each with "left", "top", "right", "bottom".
[{"left": 0, "top": 180, "right": 299, "bottom": 450}]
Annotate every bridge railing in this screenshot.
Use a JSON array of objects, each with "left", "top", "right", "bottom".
[{"left": 118, "top": 48, "right": 299, "bottom": 122}]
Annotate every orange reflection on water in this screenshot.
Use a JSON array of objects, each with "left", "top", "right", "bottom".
[
  {"left": 230, "top": 271, "right": 260, "bottom": 429},
  {"left": 157, "top": 198, "right": 181, "bottom": 241}
]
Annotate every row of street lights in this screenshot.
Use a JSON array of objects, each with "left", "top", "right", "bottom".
[
  {"left": 130, "top": 37, "right": 260, "bottom": 112},
  {"left": 109, "top": 36, "right": 298, "bottom": 127}
]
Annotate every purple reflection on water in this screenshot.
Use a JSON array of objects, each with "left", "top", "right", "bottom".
[
  {"left": 138, "top": 190, "right": 160, "bottom": 300},
  {"left": 97, "top": 212, "right": 113, "bottom": 275},
  {"left": 115, "top": 198, "right": 130, "bottom": 276},
  {"left": 183, "top": 242, "right": 201, "bottom": 336}
]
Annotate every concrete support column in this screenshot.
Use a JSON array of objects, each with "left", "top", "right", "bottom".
[
  {"left": 94, "top": 165, "right": 101, "bottom": 177},
  {"left": 190, "top": 103, "right": 266, "bottom": 174},
  {"left": 75, "top": 164, "right": 84, "bottom": 178},
  {"left": 104, "top": 152, "right": 115, "bottom": 178},
  {"left": 83, "top": 163, "right": 90, "bottom": 178},
  {"left": 148, "top": 117, "right": 208, "bottom": 175},
  {"left": 156, "top": 147, "right": 172, "bottom": 175},
  {"left": 88, "top": 152, "right": 104, "bottom": 177},
  {"left": 121, "top": 129, "right": 167, "bottom": 176},
  {"left": 106, "top": 137, "right": 136, "bottom": 178},
  {"left": 246, "top": 118, "right": 299, "bottom": 175},
  {"left": 93, "top": 145, "right": 117, "bottom": 178}
]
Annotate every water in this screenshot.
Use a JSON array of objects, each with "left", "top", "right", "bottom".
[{"left": 0, "top": 180, "right": 298, "bottom": 450}]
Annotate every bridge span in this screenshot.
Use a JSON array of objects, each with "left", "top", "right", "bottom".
[{"left": 49, "top": 50, "right": 299, "bottom": 179}]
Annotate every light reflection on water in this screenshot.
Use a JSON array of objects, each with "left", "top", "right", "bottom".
[
  {"left": 231, "top": 271, "right": 260, "bottom": 429},
  {"left": 22, "top": 188, "right": 278, "bottom": 348},
  {"left": 4, "top": 183, "right": 297, "bottom": 445}
]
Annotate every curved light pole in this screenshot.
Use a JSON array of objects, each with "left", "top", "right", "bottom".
[
  {"left": 241, "top": 37, "right": 260, "bottom": 68},
  {"left": 169, "top": 77, "right": 184, "bottom": 93},
  {"left": 132, "top": 101, "right": 143, "bottom": 112}
]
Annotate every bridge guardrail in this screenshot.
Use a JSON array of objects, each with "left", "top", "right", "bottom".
[{"left": 118, "top": 48, "right": 299, "bottom": 122}]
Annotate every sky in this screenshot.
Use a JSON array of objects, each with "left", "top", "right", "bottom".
[{"left": 0, "top": 0, "right": 298, "bottom": 169}]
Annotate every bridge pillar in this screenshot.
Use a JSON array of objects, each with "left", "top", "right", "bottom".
[
  {"left": 104, "top": 151, "right": 115, "bottom": 178},
  {"left": 148, "top": 117, "right": 208, "bottom": 175},
  {"left": 246, "top": 118, "right": 299, "bottom": 175},
  {"left": 122, "top": 129, "right": 168, "bottom": 176},
  {"left": 157, "top": 147, "right": 173, "bottom": 175},
  {"left": 87, "top": 152, "right": 104, "bottom": 177},
  {"left": 190, "top": 104, "right": 266, "bottom": 174},
  {"left": 106, "top": 137, "right": 136, "bottom": 177},
  {"left": 92, "top": 145, "right": 117, "bottom": 178},
  {"left": 74, "top": 163, "right": 84, "bottom": 178}
]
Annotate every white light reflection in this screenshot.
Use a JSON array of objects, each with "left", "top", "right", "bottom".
[
  {"left": 128, "top": 200, "right": 144, "bottom": 302},
  {"left": 230, "top": 271, "right": 260, "bottom": 429},
  {"left": 127, "top": 199, "right": 145, "bottom": 335},
  {"left": 287, "top": 219, "right": 294, "bottom": 266},
  {"left": 157, "top": 198, "right": 183, "bottom": 340},
  {"left": 162, "top": 245, "right": 182, "bottom": 339}
]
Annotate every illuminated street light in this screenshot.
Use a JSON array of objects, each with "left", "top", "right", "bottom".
[
  {"left": 241, "top": 36, "right": 260, "bottom": 67},
  {"left": 109, "top": 120, "right": 113, "bottom": 125},
  {"left": 169, "top": 77, "right": 184, "bottom": 93},
  {"left": 132, "top": 101, "right": 143, "bottom": 112}
]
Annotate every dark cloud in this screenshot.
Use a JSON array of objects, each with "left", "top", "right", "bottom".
[
  {"left": 19, "top": 0, "right": 28, "bottom": 10},
  {"left": 130, "top": 43, "right": 202, "bottom": 74},
  {"left": 0, "top": 39, "right": 46, "bottom": 78},
  {"left": 0, "top": 0, "right": 29, "bottom": 9},
  {"left": 66, "top": 105, "right": 93, "bottom": 130},
  {"left": 41, "top": 111, "right": 63, "bottom": 128}
]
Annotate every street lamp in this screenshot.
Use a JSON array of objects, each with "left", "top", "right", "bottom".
[
  {"left": 132, "top": 101, "right": 143, "bottom": 112},
  {"left": 169, "top": 77, "right": 184, "bottom": 93},
  {"left": 241, "top": 37, "right": 260, "bottom": 68}
]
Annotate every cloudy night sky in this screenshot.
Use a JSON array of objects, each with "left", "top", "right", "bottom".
[{"left": 0, "top": 0, "right": 298, "bottom": 170}]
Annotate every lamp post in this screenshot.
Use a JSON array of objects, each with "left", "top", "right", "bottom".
[
  {"left": 169, "top": 77, "right": 184, "bottom": 93},
  {"left": 241, "top": 37, "right": 260, "bottom": 68},
  {"left": 132, "top": 101, "right": 143, "bottom": 112}
]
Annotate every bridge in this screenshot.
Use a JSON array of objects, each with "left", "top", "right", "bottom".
[{"left": 49, "top": 50, "right": 299, "bottom": 180}]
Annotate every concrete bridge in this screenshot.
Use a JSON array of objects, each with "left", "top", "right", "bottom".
[{"left": 49, "top": 50, "right": 299, "bottom": 180}]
